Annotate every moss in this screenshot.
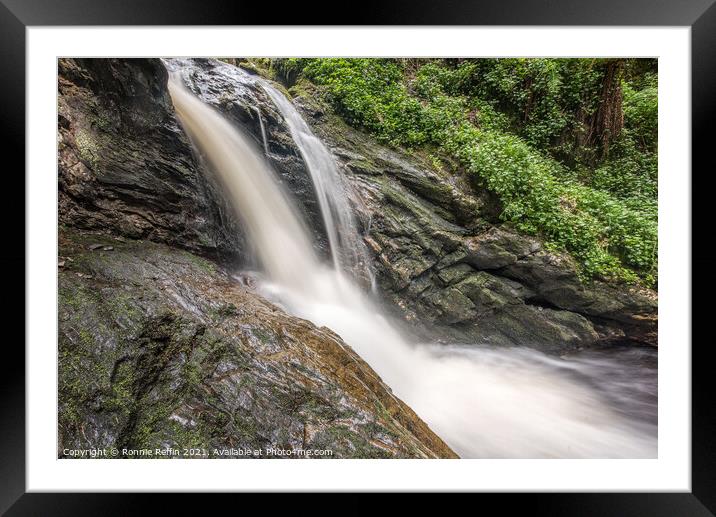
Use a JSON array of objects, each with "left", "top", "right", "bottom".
[
  {"left": 233, "top": 414, "right": 261, "bottom": 441},
  {"left": 103, "top": 289, "right": 145, "bottom": 325},
  {"left": 214, "top": 303, "right": 238, "bottom": 318},
  {"left": 297, "top": 393, "right": 342, "bottom": 424},
  {"left": 127, "top": 396, "right": 178, "bottom": 450},
  {"left": 166, "top": 418, "right": 210, "bottom": 452},
  {"left": 104, "top": 360, "right": 136, "bottom": 413},
  {"left": 194, "top": 331, "right": 230, "bottom": 364},
  {"left": 345, "top": 158, "right": 382, "bottom": 175},
  {"left": 371, "top": 400, "right": 411, "bottom": 446},
  {"left": 58, "top": 345, "right": 92, "bottom": 414},
  {"left": 237, "top": 59, "right": 274, "bottom": 80},
  {"left": 181, "top": 250, "right": 216, "bottom": 273},
  {"left": 180, "top": 361, "right": 204, "bottom": 387},
  {"left": 287, "top": 77, "right": 318, "bottom": 99},
  {"left": 58, "top": 288, "right": 82, "bottom": 313},
  {"left": 320, "top": 425, "right": 392, "bottom": 459},
  {"left": 250, "top": 328, "right": 274, "bottom": 345},
  {"left": 362, "top": 420, "right": 400, "bottom": 443},
  {"left": 74, "top": 127, "right": 101, "bottom": 171},
  {"left": 92, "top": 109, "right": 116, "bottom": 132}
]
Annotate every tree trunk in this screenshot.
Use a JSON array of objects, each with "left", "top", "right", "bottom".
[{"left": 591, "top": 59, "right": 625, "bottom": 157}]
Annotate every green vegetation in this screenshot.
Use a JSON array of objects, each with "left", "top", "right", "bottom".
[{"left": 271, "top": 58, "right": 658, "bottom": 286}]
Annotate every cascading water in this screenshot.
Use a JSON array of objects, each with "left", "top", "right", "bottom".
[
  {"left": 168, "top": 70, "right": 657, "bottom": 458},
  {"left": 253, "top": 106, "right": 269, "bottom": 156},
  {"left": 261, "top": 83, "right": 374, "bottom": 286}
]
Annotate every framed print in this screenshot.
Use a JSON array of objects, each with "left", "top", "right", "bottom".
[{"left": 4, "top": 0, "right": 713, "bottom": 513}]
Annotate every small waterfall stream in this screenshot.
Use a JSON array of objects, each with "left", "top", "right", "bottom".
[
  {"left": 262, "top": 83, "right": 374, "bottom": 286},
  {"left": 167, "top": 69, "right": 657, "bottom": 459},
  {"left": 253, "top": 106, "right": 269, "bottom": 156}
]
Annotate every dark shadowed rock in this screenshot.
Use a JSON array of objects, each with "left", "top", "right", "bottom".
[{"left": 58, "top": 58, "right": 243, "bottom": 259}]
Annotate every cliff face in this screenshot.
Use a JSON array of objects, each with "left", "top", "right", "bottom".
[
  {"left": 57, "top": 57, "right": 657, "bottom": 457},
  {"left": 162, "top": 58, "right": 336, "bottom": 260},
  {"left": 58, "top": 58, "right": 243, "bottom": 259}
]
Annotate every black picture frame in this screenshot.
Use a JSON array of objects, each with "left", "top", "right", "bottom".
[{"left": 3, "top": 0, "right": 712, "bottom": 513}]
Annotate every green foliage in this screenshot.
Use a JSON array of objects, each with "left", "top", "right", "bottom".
[
  {"left": 590, "top": 73, "right": 657, "bottom": 207},
  {"left": 293, "top": 59, "right": 443, "bottom": 146},
  {"left": 419, "top": 59, "right": 605, "bottom": 155},
  {"left": 271, "top": 58, "right": 309, "bottom": 85},
  {"left": 622, "top": 73, "right": 658, "bottom": 152},
  {"left": 592, "top": 140, "right": 658, "bottom": 203},
  {"left": 447, "top": 127, "right": 656, "bottom": 283},
  {"left": 280, "top": 58, "right": 658, "bottom": 287}
]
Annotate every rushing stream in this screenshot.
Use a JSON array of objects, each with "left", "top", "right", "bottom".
[{"left": 167, "top": 69, "right": 657, "bottom": 458}]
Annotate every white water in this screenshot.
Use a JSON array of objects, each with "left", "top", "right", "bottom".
[
  {"left": 253, "top": 106, "right": 269, "bottom": 156},
  {"left": 168, "top": 72, "right": 657, "bottom": 458},
  {"left": 262, "top": 83, "right": 374, "bottom": 285}
]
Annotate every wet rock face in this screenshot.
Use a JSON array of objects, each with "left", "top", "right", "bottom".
[
  {"left": 58, "top": 230, "right": 456, "bottom": 459},
  {"left": 58, "top": 58, "right": 244, "bottom": 259},
  {"left": 295, "top": 87, "right": 657, "bottom": 352}
]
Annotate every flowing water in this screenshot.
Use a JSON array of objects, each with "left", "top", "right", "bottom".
[
  {"left": 167, "top": 71, "right": 657, "bottom": 459},
  {"left": 262, "top": 83, "right": 374, "bottom": 286},
  {"left": 253, "top": 106, "right": 269, "bottom": 156}
]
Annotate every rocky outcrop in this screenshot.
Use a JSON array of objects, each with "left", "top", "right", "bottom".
[
  {"left": 58, "top": 230, "right": 456, "bottom": 458},
  {"left": 58, "top": 58, "right": 243, "bottom": 259},
  {"left": 288, "top": 86, "right": 657, "bottom": 352}
]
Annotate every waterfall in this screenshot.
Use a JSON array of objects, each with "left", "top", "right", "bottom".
[
  {"left": 253, "top": 106, "right": 269, "bottom": 156},
  {"left": 262, "top": 83, "right": 374, "bottom": 285},
  {"left": 167, "top": 70, "right": 657, "bottom": 459},
  {"left": 167, "top": 76, "right": 319, "bottom": 293}
]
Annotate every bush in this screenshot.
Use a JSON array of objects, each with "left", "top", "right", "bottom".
[
  {"left": 622, "top": 73, "right": 658, "bottom": 152},
  {"left": 450, "top": 127, "right": 656, "bottom": 283}
]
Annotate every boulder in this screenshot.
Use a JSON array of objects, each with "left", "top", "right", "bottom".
[{"left": 58, "top": 230, "right": 457, "bottom": 459}]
